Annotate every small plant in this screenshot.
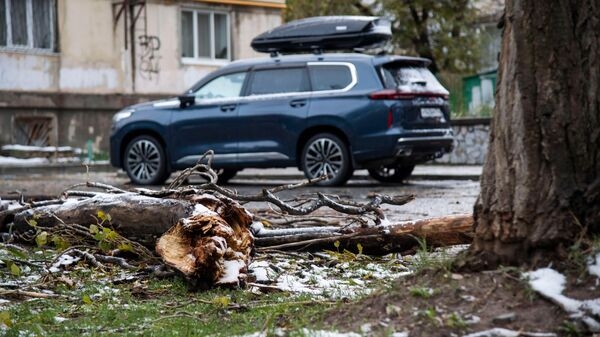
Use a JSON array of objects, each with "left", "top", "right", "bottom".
[
  {"left": 559, "top": 320, "right": 584, "bottom": 337},
  {"left": 409, "top": 287, "right": 436, "bottom": 299},
  {"left": 446, "top": 312, "right": 468, "bottom": 330}
]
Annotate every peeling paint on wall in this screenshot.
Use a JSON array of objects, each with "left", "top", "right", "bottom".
[
  {"left": 59, "top": 68, "right": 119, "bottom": 90},
  {"left": 0, "top": 53, "right": 58, "bottom": 90}
]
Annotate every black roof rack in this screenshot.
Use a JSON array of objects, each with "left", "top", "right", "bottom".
[{"left": 251, "top": 16, "right": 392, "bottom": 55}]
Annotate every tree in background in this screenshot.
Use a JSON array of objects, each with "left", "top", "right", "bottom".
[
  {"left": 284, "top": 0, "right": 373, "bottom": 22},
  {"left": 285, "top": 0, "right": 483, "bottom": 75},
  {"left": 379, "top": 0, "right": 482, "bottom": 74},
  {"left": 463, "top": 0, "right": 599, "bottom": 268}
]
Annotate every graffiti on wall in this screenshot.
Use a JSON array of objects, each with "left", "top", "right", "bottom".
[{"left": 138, "top": 35, "right": 161, "bottom": 80}]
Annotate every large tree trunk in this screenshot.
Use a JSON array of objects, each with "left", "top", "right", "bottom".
[{"left": 465, "top": 0, "right": 600, "bottom": 268}]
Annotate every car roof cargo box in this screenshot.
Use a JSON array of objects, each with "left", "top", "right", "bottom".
[{"left": 251, "top": 16, "right": 392, "bottom": 54}]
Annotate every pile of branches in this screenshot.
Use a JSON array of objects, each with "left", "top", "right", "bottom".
[{"left": 0, "top": 152, "right": 473, "bottom": 288}]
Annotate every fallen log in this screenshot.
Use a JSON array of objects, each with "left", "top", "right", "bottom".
[
  {"left": 253, "top": 214, "right": 474, "bottom": 255},
  {"left": 8, "top": 193, "right": 192, "bottom": 245}
]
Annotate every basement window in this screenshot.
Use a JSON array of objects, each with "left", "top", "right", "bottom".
[
  {"left": 0, "top": 0, "right": 57, "bottom": 52},
  {"left": 181, "top": 9, "right": 230, "bottom": 62}
]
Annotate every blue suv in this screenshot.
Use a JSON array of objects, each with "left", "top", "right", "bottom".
[{"left": 109, "top": 52, "right": 454, "bottom": 186}]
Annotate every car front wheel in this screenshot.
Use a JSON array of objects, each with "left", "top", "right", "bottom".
[
  {"left": 368, "top": 164, "right": 415, "bottom": 183},
  {"left": 301, "top": 133, "right": 352, "bottom": 186},
  {"left": 124, "top": 135, "right": 170, "bottom": 185}
]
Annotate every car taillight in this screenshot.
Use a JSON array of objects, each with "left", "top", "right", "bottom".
[
  {"left": 368, "top": 89, "right": 449, "bottom": 100},
  {"left": 387, "top": 109, "right": 393, "bottom": 128}
]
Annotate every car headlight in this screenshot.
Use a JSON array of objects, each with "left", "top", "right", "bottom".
[{"left": 112, "top": 109, "right": 134, "bottom": 123}]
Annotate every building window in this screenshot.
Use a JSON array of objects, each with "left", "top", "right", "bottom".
[
  {"left": 0, "top": 0, "right": 56, "bottom": 51},
  {"left": 181, "top": 9, "right": 230, "bottom": 61}
]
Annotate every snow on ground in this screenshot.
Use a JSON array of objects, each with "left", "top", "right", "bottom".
[
  {"left": 1, "top": 144, "right": 82, "bottom": 153},
  {"left": 525, "top": 264, "right": 600, "bottom": 332},
  {"left": 248, "top": 251, "right": 413, "bottom": 300},
  {"left": 0, "top": 155, "right": 82, "bottom": 166}
]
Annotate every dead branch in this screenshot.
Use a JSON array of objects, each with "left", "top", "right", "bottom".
[{"left": 254, "top": 214, "right": 475, "bottom": 255}]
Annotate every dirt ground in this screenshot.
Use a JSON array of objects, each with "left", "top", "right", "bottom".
[{"left": 323, "top": 260, "right": 599, "bottom": 336}]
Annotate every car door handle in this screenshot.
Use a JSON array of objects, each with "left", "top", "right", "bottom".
[
  {"left": 290, "top": 99, "right": 306, "bottom": 108},
  {"left": 220, "top": 104, "right": 236, "bottom": 112}
]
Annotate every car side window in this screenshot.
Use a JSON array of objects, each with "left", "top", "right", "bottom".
[
  {"left": 308, "top": 64, "right": 353, "bottom": 91},
  {"left": 248, "top": 68, "right": 309, "bottom": 95},
  {"left": 194, "top": 72, "right": 247, "bottom": 99}
]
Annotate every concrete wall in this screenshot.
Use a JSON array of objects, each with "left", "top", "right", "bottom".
[{"left": 436, "top": 118, "right": 490, "bottom": 165}]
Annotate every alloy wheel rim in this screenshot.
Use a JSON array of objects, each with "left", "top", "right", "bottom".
[
  {"left": 305, "top": 138, "right": 344, "bottom": 179},
  {"left": 126, "top": 140, "right": 161, "bottom": 182}
]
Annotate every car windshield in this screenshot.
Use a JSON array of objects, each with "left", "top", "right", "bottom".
[{"left": 381, "top": 64, "right": 448, "bottom": 95}]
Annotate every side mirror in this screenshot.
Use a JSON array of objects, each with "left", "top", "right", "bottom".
[{"left": 178, "top": 95, "right": 195, "bottom": 108}]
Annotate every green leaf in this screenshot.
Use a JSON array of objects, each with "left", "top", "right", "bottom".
[
  {"left": 9, "top": 262, "right": 21, "bottom": 276},
  {"left": 51, "top": 235, "right": 70, "bottom": 251},
  {"left": 97, "top": 210, "right": 107, "bottom": 222},
  {"left": 99, "top": 241, "right": 111, "bottom": 252},
  {"left": 0, "top": 311, "right": 12, "bottom": 327},
  {"left": 26, "top": 218, "right": 38, "bottom": 228},
  {"left": 212, "top": 296, "right": 230, "bottom": 308},
  {"left": 35, "top": 231, "right": 48, "bottom": 247},
  {"left": 82, "top": 295, "right": 92, "bottom": 305},
  {"left": 117, "top": 243, "right": 133, "bottom": 252},
  {"left": 333, "top": 240, "right": 340, "bottom": 249},
  {"left": 89, "top": 224, "right": 99, "bottom": 234},
  {"left": 357, "top": 243, "right": 363, "bottom": 255}
]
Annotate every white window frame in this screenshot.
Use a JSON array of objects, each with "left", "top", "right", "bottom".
[
  {"left": 181, "top": 9, "right": 230, "bottom": 65},
  {"left": 1, "top": 0, "right": 56, "bottom": 53}
]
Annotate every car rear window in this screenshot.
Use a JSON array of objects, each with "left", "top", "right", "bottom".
[
  {"left": 308, "top": 64, "right": 353, "bottom": 91},
  {"left": 248, "top": 67, "right": 309, "bottom": 95},
  {"left": 380, "top": 64, "right": 448, "bottom": 94}
]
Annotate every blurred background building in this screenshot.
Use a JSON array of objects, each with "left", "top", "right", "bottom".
[{"left": 0, "top": 0, "right": 284, "bottom": 153}]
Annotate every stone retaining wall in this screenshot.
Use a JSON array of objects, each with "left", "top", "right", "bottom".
[{"left": 436, "top": 118, "right": 490, "bottom": 165}]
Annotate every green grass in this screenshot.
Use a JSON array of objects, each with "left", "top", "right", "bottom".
[{"left": 2, "top": 277, "right": 337, "bottom": 336}]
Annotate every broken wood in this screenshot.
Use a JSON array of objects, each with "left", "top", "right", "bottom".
[
  {"left": 253, "top": 214, "right": 474, "bottom": 255},
  {"left": 0, "top": 154, "right": 474, "bottom": 288}
]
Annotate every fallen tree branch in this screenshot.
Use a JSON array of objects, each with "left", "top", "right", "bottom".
[{"left": 254, "top": 214, "right": 475, "bottom": 255}]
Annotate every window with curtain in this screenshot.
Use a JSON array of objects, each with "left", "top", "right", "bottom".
[
  {"left": 0, "top": 0, "right": 56, "bottom": 51},
  {"left": 181, "top": 9, "right": 230, "bottom": 61}
]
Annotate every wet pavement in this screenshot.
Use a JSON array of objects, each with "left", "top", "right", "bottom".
[{"left": 0, "top": 166, "right": 480, "bottom": 223}]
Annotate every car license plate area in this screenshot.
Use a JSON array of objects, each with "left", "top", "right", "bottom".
[{"left": 420, "top": 108, "right": 444, "bottom": 119}]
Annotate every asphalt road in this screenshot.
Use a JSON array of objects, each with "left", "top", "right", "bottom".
[{"left": 0, "top": 168, "right": 479, "bottom": 223}]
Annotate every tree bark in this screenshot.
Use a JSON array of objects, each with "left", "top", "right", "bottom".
[
  {"left": 255, "top": 214, "right": 473, "bottom": 255},
  {"left": 465, "top": 0, "right": 600, "bottom": 269},
  {"left": 10, "top": 193, "right": 193, "bottom": 246}
]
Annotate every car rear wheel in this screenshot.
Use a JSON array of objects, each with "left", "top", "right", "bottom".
[
  {"left": 301, "top": 133, "right": 352, "bottom": 186},
  {"left": 124, "top": 135, "right": 170, "bottom": 185},
  {"left": 368, "top": 164, "right": 415, "bottom": 183}
]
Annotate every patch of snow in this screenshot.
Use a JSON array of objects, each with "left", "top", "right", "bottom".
[
  {"left": 525, "top": 268, "right": 600, "bottom": 332},
  {"left": 250, "top": 267, "right": 270, "bottom": 283},
  {"left": 301, "top": 329, "right": 362, "bottom": 337},
  {"left": 463, "top": 328, "right": 556, "bottom": 337},
  {"left": 0, "top": 156, "right": 49, "bottom": 165},
  {"left": 191, "top": 203, "right": 218, "bottom": 217},
  {"left": 217, "top": 259, "right": 246, "bottom": 285},
  {"left": 54, "top": 316, "right": 68, "bottom": 323},
  {"left": 390, "top": 333, "right": 409, "bottom": 337},
  {"left": 1, "top": 144, "right": 81, "bottom": 153},
  {"left": 588, "top": 252, "right": 600, "bottom": 278},
  {"left": 49, "top": 254, "right": 81, "bottom": 273}
]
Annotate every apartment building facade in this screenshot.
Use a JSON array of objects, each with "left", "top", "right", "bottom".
[{"left": 0, "top": 0, "right": 284, "bottom": 152}]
